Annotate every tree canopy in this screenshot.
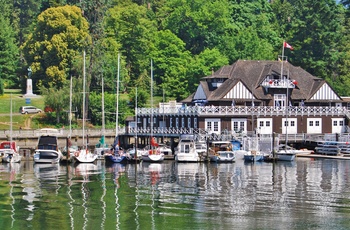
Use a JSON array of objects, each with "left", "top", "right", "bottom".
[{"left": 1, "top": 0, "right": 350, "bottom": 125}]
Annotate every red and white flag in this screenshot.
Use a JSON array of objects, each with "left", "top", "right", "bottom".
[{"left": 284, "top": 42, "right": 294, "bottom": 50}]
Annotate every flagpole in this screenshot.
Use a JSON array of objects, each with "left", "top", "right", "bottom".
[{"left": 281, "top": 40, "right": 285, "bottom": 81}]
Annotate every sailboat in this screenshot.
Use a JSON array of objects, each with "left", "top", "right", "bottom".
[
  {"left": 104, "top": 53, "right": 128, "bottom": 164},
  {"left": 74, "top": 51, "right": 98, "bottom": 163},
  {"left": 140, "top": 60, "right": 164, "bottom": 162},
  {"left": 275, "top": 41, "right": 296, "bottom": 161},
  {"left": 1, "top": 94, "right": 21, "bottom": 163},
  {"left": 94, "top": 77, "right": 110, "bottom": 159}
]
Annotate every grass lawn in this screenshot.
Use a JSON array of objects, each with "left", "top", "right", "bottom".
[{"left": 0, "top": 89, "right": 46, "bottom": 130}]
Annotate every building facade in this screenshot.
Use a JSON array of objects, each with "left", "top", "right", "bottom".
[{"left": 126, "top": 60, "right": 350, "bottom": 141}]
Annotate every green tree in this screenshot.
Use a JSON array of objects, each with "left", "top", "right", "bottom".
[
  {"left": 0, "top": 14, "right": 19, "bottom": 90},
  {"left": 104, "top": 2, "right": 157, "bottom": 86},
  {"left": 22, "top": 5, "right": 91, "bottom": 90},
  {"left": 285, "top": 0, "right": 344, "bottom": 79},
  {"left": 159, "top": 0, "right": 233, "bottom": 55}
]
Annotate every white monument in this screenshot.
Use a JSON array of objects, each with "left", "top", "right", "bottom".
[{"left": 24, "top": 67, "right": 37, "bottom": 98}]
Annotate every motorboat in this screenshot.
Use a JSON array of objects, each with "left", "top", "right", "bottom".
[
  {"left": 157, "top": 144, "right": 174, "bottom": 160},
  {"left": 175, "top": 134, "right": 203, "bottom": 162},
  {"left": 244, "top": 150, "right": 264, "bottom": 162},
  {"left": 33, "top": 131, "right": 63, "bottom": 163},
  {"left": 1, "top": 141, "right": 21, "bottom": 163},
  {"left": 208, "top": 141, "right": 235, "bottom": 163}
]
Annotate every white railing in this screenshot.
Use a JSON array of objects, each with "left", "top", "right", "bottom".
[
  {"left": 138, "top": 105, "right": 348, "bottom": 117},
  {"left": 260, "top": 78, "right": 296, "bottom": 88}
]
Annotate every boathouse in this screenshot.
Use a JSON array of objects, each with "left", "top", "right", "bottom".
[{"left": 125, "top": 60, "right": 350, "bottom": 145}]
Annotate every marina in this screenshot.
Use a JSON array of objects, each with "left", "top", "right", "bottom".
[{"left": 1, "top": 157, "right": 350, "bottom": 229}]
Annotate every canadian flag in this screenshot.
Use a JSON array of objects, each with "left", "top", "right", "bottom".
[{"left": 284, "top": 42, "right": 294, "bottom": 50}]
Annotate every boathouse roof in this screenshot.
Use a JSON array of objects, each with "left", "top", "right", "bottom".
[{"left": 183, "top": 60, "right": 342, "bottom": 104}]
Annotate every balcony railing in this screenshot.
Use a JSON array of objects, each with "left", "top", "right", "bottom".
[
  {"left": 138, "top": 106, "right": 348, "bottom": 117},
  {"left": 260, "top": 78, "right": 296, "bottom": 89}
]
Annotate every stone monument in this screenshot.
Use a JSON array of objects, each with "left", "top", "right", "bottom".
[{"left": 24, "top": 67, "right": 36, "bottom": 98}]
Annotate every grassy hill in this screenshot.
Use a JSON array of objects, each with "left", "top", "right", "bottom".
[
  {"left": 0, "top": 89, "right": 45, "bottom": 130},
  {"left": 0, "top": 89, "right": 174, "bottom": 130}
]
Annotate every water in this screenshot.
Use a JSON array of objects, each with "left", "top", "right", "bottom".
[{"left": 1, "top": 157, "right": 350, "bottom": 230}]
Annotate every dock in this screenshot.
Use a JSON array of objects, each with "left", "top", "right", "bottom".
[{"left": 296, "top": 153, "right": 350, "bottom": 160}]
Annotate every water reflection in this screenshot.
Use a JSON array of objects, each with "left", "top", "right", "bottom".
[{"left": 0, "top": 159, "right": 350, "bottom": 229}]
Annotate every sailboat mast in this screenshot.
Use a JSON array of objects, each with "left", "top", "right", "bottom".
[
  {"left": 10, "top": 94, "right": 12, "bottom": 144},
  {"left": 116, "top": 53, "right": 120, "bottom": 137},
  {"left": 281, "top": 41, "right": 288, "bottom": 146},
  {"left": 69, "top": 76, "right": 72, "bottom": 139},
  {"left": 151, "top": 59, "right": 153, "bottom": 139},
  {"left": 102, "top": 77, "right": 105, "bottom": 136},
  {"left": 82, "top": 50, "right": 86, "bottom": 149}
]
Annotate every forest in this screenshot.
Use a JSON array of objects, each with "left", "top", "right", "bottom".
[{"left": 1, "top": 0, "right": 350, "bottom": 127}]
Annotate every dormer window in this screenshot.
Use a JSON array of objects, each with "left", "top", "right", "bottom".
[{"left": 212, "top": 78, "right": 225, "bottom": 88}]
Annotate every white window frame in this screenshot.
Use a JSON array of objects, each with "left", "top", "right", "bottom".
[{"left": 205, "top": 118, "right": 221, "bottom": 134}]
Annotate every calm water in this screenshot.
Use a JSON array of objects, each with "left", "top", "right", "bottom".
[{"left": 1, "top": 157, "right": 350, "bottom": 230}]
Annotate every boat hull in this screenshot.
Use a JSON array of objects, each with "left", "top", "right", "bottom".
[
  {"left": 33, "top": 150, "right": 62, "bottom": 163},
  {"left": 74, "top": 149, "right": 98, "bottom": 163},
  {"left": 276, "top": 150, "right": 296, "bottom": 161},
  {"left": 104, "top": 154, "right": 128, "bottom": 164},
  {"left": 210, "top": 151, "right": 235, "bottom": 163},
  {"left": 2, "top": 152, "right": 21, "bottom": 163},
  {"left": 142, "top": 153, "right": 164, "bottom": 162}
]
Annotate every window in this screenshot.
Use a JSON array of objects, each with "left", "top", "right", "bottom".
[
  {"left": 333, "top": 120, "right": 338, "bottom": 126},
  {"left": 233, "top": 122, "right": 239, "bottom": 131},
  {"left": 194, "top": 118, "right": 197, "bottom": 128},
  {"left": 205, "top": 118, "right": 221, "bottom": 134},
  {"left": 309, "top": 121, "right": 313, "bottom": 126},
  {"left": 260, "top": 121, "right": 264, "bottom": 127},
  {"left": 315, "top": 121, "right": 320, "bottom": 126},
  {"left": 266, "top": 121, "right": 270, "bottom": 127},
  {"left": 340, "top": 120, "right": 344, "bottom": 126},
  {"left": 291, "top": 121, "right": 295, "bottom": 126},
  {"left": 274, "top": 94, "right": 286, "bottom": 107},
  {"left": 170, "top": 118, "right": 173, "bottom": 128},
  {"left": 213, "top": 121, "right": 219, "bottom": 131},
  {"left": 284, "top": 121, "right": 288, "bottom": 126},
  {"left": 176, "top": 118, "right": 179, "bottom": 128},
  {"left": 207, "top": 121, "right": 212, "bottom": 131},
  {"left": 181, "top": 118, "right": 185, "bottom": 127},
  {"left": 188, "top": 118, "right": 191, "bottom": 128}
]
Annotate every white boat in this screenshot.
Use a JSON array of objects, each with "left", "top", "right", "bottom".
[
  {"left": 126, "top": 147, "right": 143, "bottom": 162},
  {"left": 195, "top": 142, "right": 207, "bottom": 157},
  {"left": 1, "top": 95, "right": 21, "bottom": 163},
  {"left": 175, "top": 134, "right": 202, "bottom": 162},
  {"left": 73, "top": 51, "right": 97, "bottom": 163},
  {"left": 141, "top": 139, "right": 165, "bottom": 162},
  {"left": 2, "top": 148, "right": 21, "bottom": 163},
  {"left": 141, "top": 150, "right": 165, "bottom": 162},
  {"left": 33, "top": 132, "right": 63, "bottom": 163},
  {"left": 208, "top": 141, "right": 235, "bottom": 163},
  {"left": 157, "top": 144, "right": 174, "bottom": 160},
  {"left": 276, "top": 148, "right": 296, "bottom": 161}
]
